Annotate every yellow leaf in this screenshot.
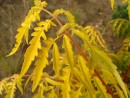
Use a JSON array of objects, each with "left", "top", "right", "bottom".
[
  {"left": 84, "top": 26, "right": 107, "bottom": 49},
  {"left": 110, "top": 0, "right": 115, "bottom": 10},
  {"left": 7, "top": 27, "right": 28, "bottom": 57},
  {"left": 7, "top": 1, "right": 46, "bottom": 56},
  {"left": 16, "top": 78, "right": 23, "bottom": 95},
  {"left": 31, "top": 38, "right": 53, "bottom": 92},
  {"left": 46, "top": 89, "right": 57, "bottom": 98},
  {"left": 122, "top": 0, "right": 128, "bottom": 3},
  {"left": 45, "top": 78, "right": 62, "bottom": 86},
  {"left": 64, "top": 11, "right": 75, "bottom": 23},
  {"left": 94, "top": 77, "right": 111, "bottom": 98},
  {"left": 0, "top": 79, "right": 7, "bottom": 95},
  {"left": 93, "top": 47, "right": 128, "bottom": 98},
  {"left": 63, "top": 35, "right": 74, "bottom": 70},
  {"left": 4, "top": 75, "right": 20, "bottom": 98},
  {"left": 74, "top": 67, "right": 96, "bottom": 98},
  {"left": 71, "top": 85, "right": 83, "bottom": 98},
  {"left": 19, "top": 31, "right": 43, "bottom": 78},
  {"left": 127, "top": 1, "right": 130, "bottom": 20},
  {"left": 20, "top": 19, "right": 54, "bottom": 79},
  {"left": 53, "top": 9, "right": 65, "bottom": 17},
  {"left": 101, "top": 69, "right": 117, "bottom": 84},
  {"left": 78, "top": 56, "right": 96, "bottom": 96},
  {"left": 114, "top": 71, "right": 128, "bottom": 98},
  {"left": 37, "top": 20, "right": 56, "bottom": 32},
  {"left": 33, "top": 83, "right": 45, "bottom": 98},
  {"left": 114, "top": 85, "right": 125, "bottom": 98},
  {"left": 7, "top": 1, "right": 47, "bottom": 56},
  {"left": 56, "top": 23, "right": 72, "bottom": 36},
  {"left": 53, "top": 9, "right": 75, "bottom": 23},
  {"left": 53, "top": 43, "right": 60, "bottom": 76},
  {"left": 62, "top": 67, "right": 71, "bottom": 98},
  {"left": 24, "top": 77, "right": 31, "bottom": 90}
]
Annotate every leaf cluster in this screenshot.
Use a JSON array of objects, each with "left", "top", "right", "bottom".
[{"left": 0, "top": 0, "right": 129, "bottom": 98}]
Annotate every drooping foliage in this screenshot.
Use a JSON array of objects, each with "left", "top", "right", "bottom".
[{"left": 0, "top": 0, "right": 129, "bottom": 98}]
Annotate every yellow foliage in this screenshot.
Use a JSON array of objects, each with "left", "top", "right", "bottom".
[
  {"left": 53, "top": 43, "right": 61, "bottom": 76},
  {"left": 61, "top": 67, "right": 71, "bottom": 98},
  {"left": 63, "top": 35, "right": 74, "bottom": 71},
  {"left": 53, "top": 9, "right": 75, "bottom": 23},
  {"left": 3, "top": 0, "right": 129, "bottom": 98},
  {"left": 32, "top": 38, "right": 53, "bottom": 92},
  {"left": 7, "top": 1, "right": 47, "bottom": 56},
  {"left": 110, "top": 0, "right": 115, "bottom": 10}
]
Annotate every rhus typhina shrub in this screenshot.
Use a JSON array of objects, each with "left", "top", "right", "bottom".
[{"left": 0, "top": 0, "right": 129, "bottom": 98}]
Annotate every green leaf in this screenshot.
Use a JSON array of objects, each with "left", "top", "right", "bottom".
[{"left": 74, "top": 67, "right": 96, "bottom": 98}]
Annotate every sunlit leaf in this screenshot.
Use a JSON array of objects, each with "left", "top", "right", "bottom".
[
  {"left": 63, "top": 35, "right": 74, "bottom": 70},
  {"left": 53, "top": 43, "right": 60, "bottom": 76}
]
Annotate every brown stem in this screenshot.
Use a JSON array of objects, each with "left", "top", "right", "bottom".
[
  {"left": 42, "top": 8, "right": 116, "bottom": 98},
  {"left": 23, "top": 74, "right": 32, "bottom": 77}
]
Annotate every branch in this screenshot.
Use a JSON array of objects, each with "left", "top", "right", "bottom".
[{"left": 42, "top": 8, "right": 116, "bottom": 98}]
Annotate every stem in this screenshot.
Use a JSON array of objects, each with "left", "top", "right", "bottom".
[
  {"left": 94, "top": 70, "right": 116, "bottom": 97},
  {"left": 42, "top": 8, "right": 116, "bottom": 98},
  {"left": 123, "top": 64, "right": 130, "bottom": 82}
]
